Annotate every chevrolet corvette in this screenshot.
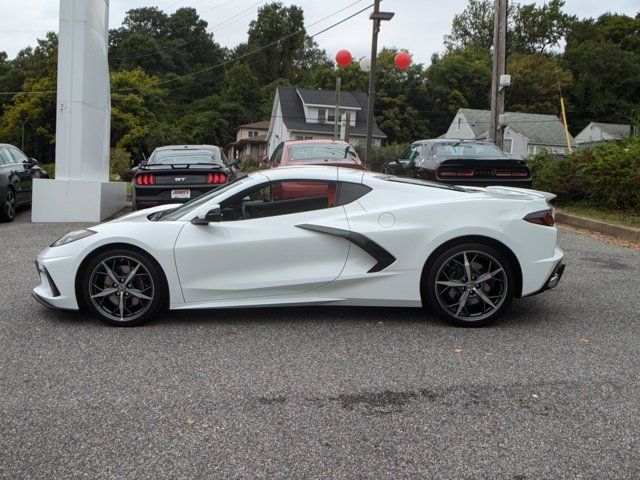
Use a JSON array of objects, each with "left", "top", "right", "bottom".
[{"left": 33, "top": 166, "right": 564, "bottom": 327}]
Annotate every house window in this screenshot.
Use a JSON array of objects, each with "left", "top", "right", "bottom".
[
  {"left": 294, "top": 135, "right": 313, "bottom": 140},
  {"left": 248, "top": 130, "right": 259, "bottom": 138},
  {"left": 502, "top": 138, "right": 513, "bottom": 154},
  {"left": 317, "top": 109, "right": 326, "bottom": 124}
]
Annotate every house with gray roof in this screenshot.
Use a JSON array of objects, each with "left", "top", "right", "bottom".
[
  {"left": 575, "top": 122, "right": 632, "bottom": 145},
  {"left": 444, "top": 108, "right": 576, "bottom": 159},
  {"left": 265, "top": 86, "right": 386, "bottom": 156}
]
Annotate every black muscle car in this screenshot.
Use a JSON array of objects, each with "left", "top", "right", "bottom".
[
  {"left": 382, "top": 139, "right": 532, "bottom": 188},
  {"left": 132, "top": 145, "right": 238, "bottom": 211}
]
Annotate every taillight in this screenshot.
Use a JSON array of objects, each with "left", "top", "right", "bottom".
[
  {"left": 495, "top": 170, "right": 530, "bottom": 177},
  {"left": 439, "top": 168, "right": 474, "bottom": 177},
  {"left": 207, "top": 173, "right": 226, "bottom": 184},
  {"left": 135, "top": 174, "right": 155, "bottom": 185},
  {"left": 524, "top": 208, "right": 555, "bottom": 226}
]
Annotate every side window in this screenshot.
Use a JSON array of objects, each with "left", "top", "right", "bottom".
[
  {"left": 0, "top": 149, "right": 13, "bottom": 165},
  {"left": 399, "top": 145, "right": 421, "bottom": 160},
  {"left": 220, "top": 180, "right": 337, "bottom": 221},
  {"left": 10, "top": 148, "right": 28, "bottom": 163},
  {"left": 270, "top": 144, "right": 283, "bottom": 165}
]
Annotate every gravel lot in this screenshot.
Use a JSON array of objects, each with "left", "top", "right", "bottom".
[{"left": 1, "top": 207, "right": 639, "bottom": 479}]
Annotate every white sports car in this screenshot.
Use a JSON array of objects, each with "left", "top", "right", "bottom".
[{"left": 33, "top": 166, "right": 565, "bottom": 327}]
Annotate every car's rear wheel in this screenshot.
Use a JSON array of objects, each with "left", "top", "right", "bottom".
[
  {"left": 80, "top": 249, "right": 165, "bottom": 327},
  {"left": 0, "top": 187, "right": 16, "bottom": 222},
  {"left": 424, "top": 242, "right": 514, "bottom": 327}
]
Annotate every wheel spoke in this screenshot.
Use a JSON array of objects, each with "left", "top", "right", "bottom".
[
  {"left": 477, "top": 268, "right": 504, "bottom": 283},
  {"left": 118, "top": 293, "right": 124, "bottom": 321},
  {"left": 462, "top": 252, "right": 473, "bottom": 281},
  {"left": 455, "top": 290, "right": 470, "bottom": 316},
  {"left": 124, "top": 263, "right": 141, "bottom": 285},
  {"left": 101, "top": 261, "right": 119, "bottom": 284},
  {"left": 475, "top": 289, "right": 497, "bottom": 310},
  {"left": 436, "top": 280, "right": 465, "bottom": 287},
  {"left": 128, "top": 289, "right": 152, "bottom": 301},
  {"left": 91, "top": 288, "right": 118, "bottom": 299}
]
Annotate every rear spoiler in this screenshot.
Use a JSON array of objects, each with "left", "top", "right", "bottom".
[
  {"left": 137, "top": 163, "right": 223, "bottom": 171},
  {"left": 484, "top": 186, "right": 556, "bottom": 201}
]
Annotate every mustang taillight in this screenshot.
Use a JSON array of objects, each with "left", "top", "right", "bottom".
[
  {"left": 135, "top": 174, "right": 155, "bottom": 185},
  {"left": 439, "top": 168, "right": 475, "bottom": 177},
  {"left": 495, "top": 170, "right": 530, "bottom": 177},
  {"left": 524, "top": 209, "right": 555, "bottom": 226},
  {"left": 207, "top": 173, "right": 226, "bottom": 184}
]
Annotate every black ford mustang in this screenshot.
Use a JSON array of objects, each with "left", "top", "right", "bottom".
[
  {"left": 382, "top": 139, "right": 532, "bottom": 188},
  {"left": 132, "top": 145, "right": 238, "bottom": 211}
]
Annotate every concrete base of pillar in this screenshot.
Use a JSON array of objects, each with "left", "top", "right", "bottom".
[{"left": 31, "top": 179, "right": 127, "bottom": 223}]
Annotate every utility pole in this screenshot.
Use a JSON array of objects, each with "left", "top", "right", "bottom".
[
  {"left": 334, "top": 76, "right": 341, "bottom": 140},
  {"left": 344, "top": 111, "right": 351, "bottom": 143},
  {"left": 365, "top": 0, "right": 394, "bottom": 167},
  {"left": 489, "top": 0, "right": 507, "bottom": 148}
]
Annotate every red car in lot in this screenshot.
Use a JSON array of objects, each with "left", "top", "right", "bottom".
[{"left": 263, "top": 140, "right": 365, "bottom": 200}]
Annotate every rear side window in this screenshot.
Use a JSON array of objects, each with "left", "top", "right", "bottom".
[{"left": 335, "top": 182, "right": 371, "bottom": 206}]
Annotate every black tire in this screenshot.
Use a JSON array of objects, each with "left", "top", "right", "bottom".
[
  {"left": 0, "top": 186, "right": 16, "bottom": 222},
  {"left": 424, "top": 242, "right": 515, "bottom": 327},
  {"left": 80, "top": 248, "right": 166, "bottom": 327}
]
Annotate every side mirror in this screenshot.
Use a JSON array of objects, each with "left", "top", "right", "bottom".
[
  {"left": 260, "top": 155, "right": 269, "bottom": 167},
  {"left": 140, "top": 159, "right": 148, "bottom": 167},
  {"left": 191, "top": 205, "right": 222, "bottom": 225},
  {"left": 30, "top": 157, "right": 39, "bottom": 166}
]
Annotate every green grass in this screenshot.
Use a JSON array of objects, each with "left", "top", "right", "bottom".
[{"left": 558, "top": 202, "right": 640, "bottom": 229}]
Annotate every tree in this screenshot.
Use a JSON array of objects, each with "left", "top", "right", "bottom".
[
  {"left": 246, "top": 2, "right": 306, "bottom": 84},
  {"left": 444, "top": 0, "right": 574, "bottom": 54},
  {"left": 506, "top": 53, "right": 572, "bottom": 114}
]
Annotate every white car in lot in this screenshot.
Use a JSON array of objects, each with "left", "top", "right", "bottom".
[{"left": 33, "top": 166, "right": 565, "bottom": 327}]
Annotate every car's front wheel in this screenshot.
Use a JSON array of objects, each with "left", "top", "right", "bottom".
[
  {"left": 424, "top": 242, "right": 515, "bottom": 327},
  {"left": 80, "top": 248, "right": 165, "bottom": 326},
  {"left": 0, "top": 187, "right": 16, "bottom": 222}
]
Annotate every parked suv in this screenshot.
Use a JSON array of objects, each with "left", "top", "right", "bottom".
[{"left": 0, "top": 144, "right": 48, "bottom": 222}]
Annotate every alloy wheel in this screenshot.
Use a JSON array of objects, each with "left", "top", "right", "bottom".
[
  {"left": 88, "top": 255, "right": 155, "bottom": 322},
  {"left": 5, "top": 189, "right": 16, "bottom": 219},
  {"left": 434, "top": 250, "right": 508, "bottom": 322}
]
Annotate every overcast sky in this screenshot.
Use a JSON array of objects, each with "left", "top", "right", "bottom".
[{"left": 1, "top": 0, "right": 638, "bottom": 66}]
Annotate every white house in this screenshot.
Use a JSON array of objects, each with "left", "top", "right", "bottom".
[
  {"left": 445, "top": 108, "right": 576, "bottom": 159},
  {"left": 265, "top": 86, "right": 386, "bottom": 155},
  {"left": 575, "top": 122, "right": 632, "bottom": 145}
]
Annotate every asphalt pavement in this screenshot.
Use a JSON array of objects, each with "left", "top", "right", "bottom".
[{"left": 1, "top": 207, "right": 639, "bottom": 479}]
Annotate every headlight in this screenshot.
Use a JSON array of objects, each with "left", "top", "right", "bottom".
[{"left": 51, "top": 229, "right": 97, "bottom": 247}]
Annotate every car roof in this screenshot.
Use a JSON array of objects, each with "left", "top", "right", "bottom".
[
  {"left": 153, "top": 145, "right": 220, "bottom": 151},
  {"left": 413, "top": 139, "right": 496, "bottom": 146},
  {"left": 282, "top": 139, "right": 353, "bottom": 147}
]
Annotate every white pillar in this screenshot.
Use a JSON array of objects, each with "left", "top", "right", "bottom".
[{"left": 32, "top": 0, "right": 126, "bottom": 222}]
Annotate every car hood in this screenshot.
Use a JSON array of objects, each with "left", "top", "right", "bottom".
[{"left": 108, "top": 204, "right": 180, "bottom": 224}]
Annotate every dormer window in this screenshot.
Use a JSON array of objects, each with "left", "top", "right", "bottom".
[
  {"left": 317, "top": 109, "right": 326, "bottom": 124},
  {"left": 248, "top": 130, "right": 259, "bottom": 138}
]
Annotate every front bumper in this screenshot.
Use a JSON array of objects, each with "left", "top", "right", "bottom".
[{"left": 33, "top": 255, "right": 80, "bottom": 311}]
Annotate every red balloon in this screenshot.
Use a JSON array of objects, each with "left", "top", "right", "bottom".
[
  {"left": 394, "top": 51, "right": 411, "bottom": 70},
  {"left": 335, "top": 49, "right": 352, "bottom": 67}
]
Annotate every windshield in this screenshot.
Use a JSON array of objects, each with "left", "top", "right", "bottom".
[
  {"left": 433, "top": 142, "right": 507, "bottom": 158},
  {"left": 151, "top": 149, "right": 221, "bottom": 165},
  {"left": 288, "top": 144, "right": 358, "bottom": 162},
  {"left": 157, "top": 176, "right": 252, "bottom": 221}
]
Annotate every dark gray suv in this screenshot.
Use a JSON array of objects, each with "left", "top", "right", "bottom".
[{"left": 0, "top": 144, "right": 48, "bottom": 222}]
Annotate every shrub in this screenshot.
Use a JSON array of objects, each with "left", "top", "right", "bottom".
[
  {"left": 110, "top": 147, "right": 132, "bottom": 181},
  {"left": 527, "top": 136, "right": 640, "bottom": 212},
  {"left": 355, "top": 142, "right": 408, "bottom": 172}
]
